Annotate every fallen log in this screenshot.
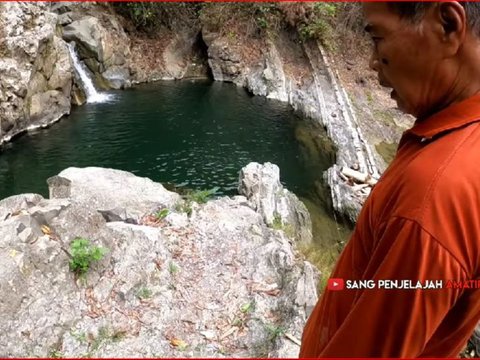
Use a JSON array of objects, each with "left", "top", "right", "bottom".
[{"left": 341, "top": 166, "right": 378, "bottom": 186}]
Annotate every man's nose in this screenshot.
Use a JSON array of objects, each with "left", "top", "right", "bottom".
[{"left": 369, "top": 53, "right": 379, "bottom": 72}]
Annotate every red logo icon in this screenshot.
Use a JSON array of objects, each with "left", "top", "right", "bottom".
[{"left": 328, "top": 278, "right": 345, "bottom": 291}]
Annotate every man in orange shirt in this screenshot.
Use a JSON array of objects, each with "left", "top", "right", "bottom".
[{"left": 300, "top": 2, "right": 480, "bottom": 357}]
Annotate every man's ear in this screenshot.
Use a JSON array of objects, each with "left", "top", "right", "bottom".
[{"left": 437, "top": 1, "right": 467, "bottom": 56}]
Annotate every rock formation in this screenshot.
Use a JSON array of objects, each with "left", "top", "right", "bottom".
[
  {"left": 0, "top": 165, "right": 317, "bottom": 357},
  {"left": 55, "top": 3, "right": 132, "bottom": 90},
  {"left": 238, "top": 162, "right": 312, "bottom": 245},
  {"left": 0, "top": 2, "right": 73, "bottom": 145}
]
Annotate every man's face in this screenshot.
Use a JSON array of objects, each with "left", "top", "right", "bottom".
[{"left": 363, "top": 3, "right": 453, "bottom": 119}]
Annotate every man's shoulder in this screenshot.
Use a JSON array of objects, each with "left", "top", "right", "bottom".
[
  {"left": 370, "top": 123, "right": 480, "bottom": 233},
  {"left": 403, "top": 124, "right": 480, "bottom": 204},
  {"left": 391, "top": 126, "right": 480, "bottom": 273},
  {"left": 363, "top": 122, "right": 480, "bottom": 227}
]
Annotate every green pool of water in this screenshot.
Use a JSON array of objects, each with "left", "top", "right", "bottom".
[{"left": 0, "top": 80, "right": 351, "bottom": 250}]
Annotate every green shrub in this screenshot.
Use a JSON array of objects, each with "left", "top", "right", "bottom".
[
  {"left": 265, "top": 323, "right": 286, "bottom": 341},
  {"left": 69, "top": 238, "right": 107, "bottom": 276},
  {"left": 113, "top": 2, "right": 201, "bottom": 33},
  {"left": 297, "top": 3, "right": 339, "bottom": 49},
  {"left": 240, "top": 301, "right": 256, "bottom": 314},
  {"left": 314, "top": 3, "right": 337, "bottom": 17},
  {"left": 116, "top": 3, "right": 156, "bottom": 29},
  {"left": 48, "top": 349, "right": 63, "bottom": 359},
  {"left": 185, "top": 187, "right": 219, "bottom": 204},
  {"left": 199, "top": 3, "right": 281, "bottom": 38}
]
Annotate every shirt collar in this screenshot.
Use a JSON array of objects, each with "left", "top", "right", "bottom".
[{"left": 408, "top": 94, "right": 480, "bottom": 139}]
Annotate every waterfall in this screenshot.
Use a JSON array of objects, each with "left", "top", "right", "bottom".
[{"left": 67, "top": 43, "right": 111, "bottom": 104}]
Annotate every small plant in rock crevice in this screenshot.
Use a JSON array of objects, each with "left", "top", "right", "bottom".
[
  {"left": 231, "top": 300, "right": 256, "bottom": 330},
  {"left": 269, "top": 213, "right": 296, "bottom": 239},
  {"left": 240, "top": 301, "right": 256, "bottom": 314},
  {"left": 185, "top": 187, "right": 219, "bottom": 204},
  {"left": 174, "top": 187, "right": 219, "bottom": 216},
  {"left": 169, "top": 261, "right": 180, "bottom": 275},
  {"left": 85, "top": 325, "right": 125, "bottom": 355},
  {"left": 265, "top": 323, "right": 286, "bottom": 341},
  {"left": 48, "top": 349, "right": 64, "bottom": 359},
  {"left": 136, "top": 286, "right": 153, "bottom": 299},
  {"left": 69, "top": 237, "right": 108, "bottom": 276},
  {"left": 175, "top": 201, "right": 192, "bottom": 216},
  {"left": 70, "top": 330, "right": 87, "bottom": 344},
  {"left": 271, "top": 213, "right": 283, "bottom": 230},
  {"left": 155, "top": 208, "right": 169, "bottom": 220}
]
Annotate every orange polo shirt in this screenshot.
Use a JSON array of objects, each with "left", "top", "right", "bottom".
[{"left": 300, "top": 94, "right": 480, "bottom": 358}]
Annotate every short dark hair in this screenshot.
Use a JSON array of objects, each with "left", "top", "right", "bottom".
[{"left": 388, "top": 2, "right": 480, "bottom": 36}]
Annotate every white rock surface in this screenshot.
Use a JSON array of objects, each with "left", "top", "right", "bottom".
[
  {"left": 48, "top": 167, "right": 181, "bottom": 220},
  {"left": 238, "top": 162, "right": 312, "bottom": 244},
  {"left": 0, "top": 2, "right": 72, "bottom": 145},
  {"left": 0, "top": 166, "right": 318, "bottom": 357}
]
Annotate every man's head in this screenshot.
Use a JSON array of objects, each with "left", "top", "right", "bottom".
[
  {"left": 388, "top": 2, "right": 480, "bottom": 36},
  {"left": 363, "top": 2, "right": 480, "bottom": 119}
]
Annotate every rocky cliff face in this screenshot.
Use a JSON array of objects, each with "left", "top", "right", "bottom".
[
  {"left": 239, "top": 162, "right": 312, "bottom": 245},
  {"left": 0, "top": 2, "right": 135, "bottom": 145},
  {"left": 0, "top": 2, "right": 72, "bottom": 145},
  {"left": 0, "top": 164, "right": 316, "bottom": 357}
]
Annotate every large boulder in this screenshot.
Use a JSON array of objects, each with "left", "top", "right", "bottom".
[
  {"left": 202, "top": 27, "right": 288, "bottom": 102},
  {"left": 62, "top": 17, "right": 106, "bottom": 62},
  {"left": 202, "top": 33, "right": 244, "bottom": 83},
  {"left": 0, "top": 193, "right": 44, "bottom": 221},
  {"left": 238, "top": 162, "right": 313, "bottom": 244},
  {"left": 28, "top": 90, "right": 71, "bottom": 124},
  {"left": 0, "top": 167, "right": 318, "bottom": 357},
  {"left": 60, "top": 11, "right": 131, "bottom": 90},
  {"left": 245, "top": 40, "right": 289, "bottom": 102},
  {"left": 47, "top": 167, "right": 181, "bottom": 222},
  {"left": 101, "top": 66, "right": 130, "bottom": 89},
  {"left": 25, "top": 35, "right": 73, "bottom": 126}
]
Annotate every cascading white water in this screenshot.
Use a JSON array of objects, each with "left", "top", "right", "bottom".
[{"left": 67, "top": 43, "right": 111, "bottom": 104}]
